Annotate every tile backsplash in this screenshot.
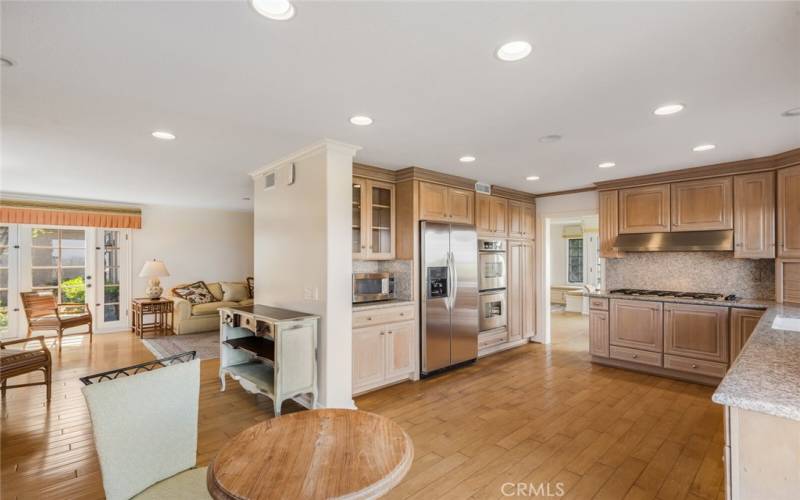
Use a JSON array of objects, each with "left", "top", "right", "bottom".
[
  {"left": 605, "top": 252, "right": 775, "bottom": 300},
  {"left": 352, "top": 259, "right": 414, "bottom": 300}
]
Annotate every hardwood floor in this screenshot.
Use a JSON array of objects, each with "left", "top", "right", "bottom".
[{"left": 1, "top": 324, "right": 725, "bottom": 500}]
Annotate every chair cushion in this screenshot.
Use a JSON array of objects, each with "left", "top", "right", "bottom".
[
  {"left": 191, "top": 301, "right": 237, "bottom": 316},
  {"left": 220, "top": 282, "right": 248, "bottom": 302},
  {"left": 0, "top": 349, "right": 49, "bottom": 373},
  {"left": 172, "top": 282, "right": 214, "bottom": 304},
  {"left": 134, "top": 466, "right": 211, "bottom": 500}
]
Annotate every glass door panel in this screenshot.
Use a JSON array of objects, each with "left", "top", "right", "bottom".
[
  {"left": 96, "top": 229, "right": 128, "bottom": 331},
  {"left": 353, "top": 180, "right": 364, "bottom": 255},
  {"left": 369, "top": 182, "right": 394, "bottom": 257},
  {"left": 30, "top": 228, "right": 87, "bottom": 303}
]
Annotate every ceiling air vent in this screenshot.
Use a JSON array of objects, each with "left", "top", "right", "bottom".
[
  {"left": 263, "top": 171, "right": 276, "bottom": 191},
  {"left": 475, "top": 182, "right": 491, "bottom": 195}
]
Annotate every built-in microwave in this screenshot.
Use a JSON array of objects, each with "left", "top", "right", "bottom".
[{"left": 352, "top": 272, "right": 395, "bottom": 304}]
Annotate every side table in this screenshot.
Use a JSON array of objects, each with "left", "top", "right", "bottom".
[{"left": 131, "top": 298, "right": 174, "bottom": 338}]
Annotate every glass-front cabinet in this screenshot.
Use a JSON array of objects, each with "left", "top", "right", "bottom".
[{"left": 352, "top": 177, "right": 395, "bottom": 260}]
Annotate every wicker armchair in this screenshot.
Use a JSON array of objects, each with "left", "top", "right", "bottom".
[
  {"left": 21, "top": 291, "right": 93, "bottom": 350},
  {"left": 0, "top": 336, "right": 52, "bottom": 402}
]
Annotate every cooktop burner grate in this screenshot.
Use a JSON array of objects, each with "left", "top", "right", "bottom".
[{"left": 608, "top": 288, "right": 725, "bottom": 300}]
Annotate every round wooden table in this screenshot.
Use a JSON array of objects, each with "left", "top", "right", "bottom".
[{"left": 207, "top": 409, "right": 414, "bottom": 499}]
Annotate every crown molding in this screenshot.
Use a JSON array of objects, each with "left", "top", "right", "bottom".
[
  {"left": 250, "top": 139, "right": 362, "bottom": 178},
  {"left": 490, "top": 185, "right": 536, "bottom": 204},
  {"left": 395, "top": 166, "right": 476, "bottom": 190},
  {"left": 353, "top": 163, "right": 397, "bottom": 182}
]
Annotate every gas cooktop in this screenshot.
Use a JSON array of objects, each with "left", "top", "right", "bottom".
[{"left": 608, "top": 288, "right": 736, "bottom": 301}]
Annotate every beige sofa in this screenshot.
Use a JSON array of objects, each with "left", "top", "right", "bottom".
[{"left": 168, "top": 281, "right": 253, "bottom": 335}]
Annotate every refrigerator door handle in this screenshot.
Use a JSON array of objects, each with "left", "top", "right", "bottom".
[
  {"left": 450, "top": 250, "right": 458, "bottom": 310},
  {"left": 444, "top": 252, "right": 453, "bottom": 311}
]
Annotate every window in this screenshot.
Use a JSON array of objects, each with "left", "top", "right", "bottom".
[
  {"left": 102, "top": 231, "right": 121, "bottom": 321},
  {"left": 567, "top": 238, "right": 584, "bottom": 283},
  {"left": 0, "top": 227, "right": 9, "bottom": 333},
  {"left": 30, "top": 228, "right": 86, "bottom": 303}
]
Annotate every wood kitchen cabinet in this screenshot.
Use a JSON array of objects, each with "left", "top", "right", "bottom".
[
  {"left": 609, "top": 299, "right": 663, "bottom": 352},
  {"left": 777, "top": 165, "right": 800, "bottom": 258},
  {"left": 663, "top": 303, "right": 729, "bottom": 363},
  {"left": 352, "top": 325, "right": 386, "bottom": 390},
  {"left": 476, "top": 194, "right": 507, "bottom": 236},
  {"left": 619, "top": 184, "right": 671, "bottom": 234},
  {"left": 777, "top": 258, "right": 800, "bottom": 305},
  {"left": 353, "top": 178, "right": 395, "bottom": 260},
  {"left": 589, "top": 309, "right": 609, "bottom": 357},
  {"left": 734, "top": 172, "right": 775, "bottom": 259},
  {"left": 508, "top": 201, "right": 535, "bottom": 239},
  {"left": 419, "top": 181, "right": 474, "bottom": 224},
  {"left": 508, "top": 240, "right": 535, "bottom": 342},
  {"left": 599, "top": 190, "right": 623, "bottom": 258},
  {"left": 730, "top": 308, "right": 765, "bottom": 362},
  {"left": 670, "top": 176, "right": 733, "bottom": 231},
  {"left": 384, "top": 320, "right": 415, "bottom": 379},
  {"left": 352, "top": 307, "right": 416, "bottom": 394}
]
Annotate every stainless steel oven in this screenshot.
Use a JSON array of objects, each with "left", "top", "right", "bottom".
[
  {"left": 352, "top": 272, "right": 395, "bottom": 303},
  {"left": 479, "top": 291, "right": 506, "bottom": 332},
  {"left": 478, "top": 239, "right": 506, "bottom": 291}
]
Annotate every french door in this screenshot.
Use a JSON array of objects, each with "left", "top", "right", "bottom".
[
  {"left": 0, "top": 225, "right": 19, "bottom": 339},
  {"left": 95, "top": 229, "right": 129, "bottom": 332}
]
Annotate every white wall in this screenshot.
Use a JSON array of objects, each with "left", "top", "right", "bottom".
[
  {"left": 549, "top": 223, "right": 568, "bottom": 285},
  {"left": 132, "top": 206, "right": 253, "bottom": 296}
]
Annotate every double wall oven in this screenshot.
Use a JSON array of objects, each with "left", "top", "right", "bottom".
[{"left": 478, "top": 239, "right": 507, "bottom": 334}]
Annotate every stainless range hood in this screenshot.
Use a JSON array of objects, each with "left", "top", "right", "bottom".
[{"left": 613, "top": 230, "right": 734, "bottom": 252}]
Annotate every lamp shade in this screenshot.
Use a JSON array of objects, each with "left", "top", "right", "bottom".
[{"left": 139, "top": 259, "right": 170, "bottom": 278}]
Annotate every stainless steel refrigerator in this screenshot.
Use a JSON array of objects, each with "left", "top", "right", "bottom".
[{"left": 421, "top": 221, "right": 479, "bottom": 375}]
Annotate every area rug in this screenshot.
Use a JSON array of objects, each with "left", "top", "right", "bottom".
[{"left": 141, "top": 331, "right": 219, "bottom": 360}]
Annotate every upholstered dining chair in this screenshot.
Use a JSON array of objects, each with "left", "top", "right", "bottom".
[
  {"left": 81, "top": 355, "right": 209, "bottom": 500},
  {"left": 0, "top": 336, "right": 52, "bottom": 402},
  {"left": 20, "top": 291, "right": 93, "bottom": 350}
]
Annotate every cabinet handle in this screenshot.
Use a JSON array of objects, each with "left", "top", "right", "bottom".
[
  {"left": 632, "top": 354, "right": 638, "bottom": 359},
  {"left": 400, "top": 312, "right": 405, "bottom": 316},
  {"left": 367, "top": 317, "right": 372, "bottom": 321},
  {"left": 380, "top": 331, "right": 385, "bottom": 335},
  {"left": 691, "top": 363, "right": 698, "bottom": 369},
  {"left": 387, "top": 331, "right": 393, "bottom": 334},
  {"left": 361, "top": 245, "right": 366, "bottom": 249}
]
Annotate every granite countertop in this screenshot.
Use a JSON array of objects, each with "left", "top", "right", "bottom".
[
  {"left": 352, "top": 299, "right": 415, "bottom": 312},
  {"left": 584, "top": 290, "right": 772, "bottom": 310},
  {"left": 712, "top": 303, "right": 800, "bottom": 421}
]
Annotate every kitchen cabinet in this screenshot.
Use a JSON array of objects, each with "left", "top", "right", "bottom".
[
  {"left": 476, "top": 194, "right": 507, "bottom": 236},
  {"left": 609, "top": 299, "right": 663, "bottom": 352},
  {"left": 663, "top": 303, "right": 729, "bottom": 363},
  {"left": 352, "top": 325, "right": 386, "bottom": 390},
  {"left": 352, "top": 178, "right": 395, "bottom": 260},
  {"left": 352, "top": 307, "right": 416, "bottom": 394},
  {"left": 777, "top": 165, "right": 800, "bottom": 258},
  {"left": 508, "top": 240, "right": 535, "bottom": 342},
  {"left": 599, "top": 190, "right": 623, "bottom": 258},
  {"left": 508, "top": 201, "right": 535, "bottom": 239},
  {"left": 619, "top": 184, "right": 671, "bottom": 234},
  {"left": 384, "top": 320, "right": 415, "bottom": 379},
  {"left": 589, "top": 309, "right": 609, "bottom": 358},
  {"left": 419, "top": 182, "right": 474, "bottom": 224},
  {"left": 670, "top": 176, "right": 733, "bottom": 231},
  {"left": 734, "top": 172, "right": 775, "bottom": 259},
  {"left": 777, "top": 259, "right": 800, "bottom": 305},
  {"left": 730, "top": 308, "right": 765, "bottom": 362}
]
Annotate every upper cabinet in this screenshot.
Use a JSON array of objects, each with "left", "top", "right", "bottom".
[
  {"left": 508, "top": 201, "right": 535, "bottom": 239},
  {"left": 419, "top": 182, "right": 474, "bottom": 224},
  {"left": 599, "top": 190, "right": 622, "bottom": 258},
  {"left": 619, "top": 184, "right": 671, "bottom": 234},
  {"left": 778, "top": 165, "right": 800, "bottom": 258},
  {"left": 476, "top": 194, "right": 507, "bottom": 236},
  {"left": 734, "top": 172, "right": 775, "bottom": 259},
  {"left": 353, "top": 177, "right": 395, "bottom": 260},
  {"left": 671, "top": 177, "right": 733, "bottom": 232}
]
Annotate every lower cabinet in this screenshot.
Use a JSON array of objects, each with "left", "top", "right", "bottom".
[
  {"left": 609, "top": 299, "right": 663, "bottom": 352},
  {"left": 352, "top": 318, "right": 415, "bottom": 394},
  {"left": 589, "top": 309, "right": 609, "bottom": 357},
  {"left": 663, "top": 303, "right": 729, "bottom": 363},
  {"left": 730, "top": 308, "right": 765, "bottom": 362}
]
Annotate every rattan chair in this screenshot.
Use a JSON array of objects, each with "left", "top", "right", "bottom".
[
  {"left": 0, "top": 336, "right": 52, "bottom": 402},
  {"left": 20, "top": 291, "right": 92, "bottom": 350}
]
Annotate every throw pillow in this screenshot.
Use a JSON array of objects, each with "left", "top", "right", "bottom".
[
  {"left": 221, "top": 282, "right": 249, "bottom": 302},
  {"left": 172, "top": 281, "right": 214, "bottom": 304},
  {"left": 246, "top": 277, "right": 254, "bottom": 298}
]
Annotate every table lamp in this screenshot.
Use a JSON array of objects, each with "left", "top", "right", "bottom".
[{"left": 139, "top": 259, "right": 170, "bottom": 299}]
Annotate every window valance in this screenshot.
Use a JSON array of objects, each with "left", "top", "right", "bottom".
[{"left": 0, "top": 199, "right": 142, "bottom": 229}]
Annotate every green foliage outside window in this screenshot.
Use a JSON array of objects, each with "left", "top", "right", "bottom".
[{"left": 61, "top": 275, "right": 86, "bottom": 303}]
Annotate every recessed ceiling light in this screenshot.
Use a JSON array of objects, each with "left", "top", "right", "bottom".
[
  {"left": 526, "top": 175, "right": 540, "bottom": 181},
  {"left": 459, "top": 156, "right": 476, "bottom": 163},
  {"left": 0, "top": 57, "right": 13, "bottom": 67},
  {"left": 538, "top": 134, "right": 562, "bottom": 143},
  {"left": 598, "top": 162, "right": 616, "bottom": 169},
  {"left": 250, "top": 0, "right": 295, "bottom": 20},
  {"left": 349, "top": 115, "right": 373, "bottom": 126},
  {"left": 692, "top": 144, "right": 716, "bottom": 152},
  {"left": 496, "top": 41, "right": 532, "bottom": 62},
  {"left": 782, "top": 107, "right": 800, "bottom": 117},
  {"left": 653, "top": 103, "right": 685, "bottom": 116},
  {"left": 151, "top": 130, "right": 176, "bottom": 140}
]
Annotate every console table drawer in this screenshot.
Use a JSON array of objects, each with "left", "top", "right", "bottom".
[
  {"left": 353, "top": 305, "right": 415, "bottom": 328},
  {"left": 664, "top": 354, "right": 727, "bottom": 378},
  {"left": 610, "top": 345, "right": 662, "bottom": 367}
]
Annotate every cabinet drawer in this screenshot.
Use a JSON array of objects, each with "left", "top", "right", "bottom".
[
  {"left": 240, "top": 313, "right": 257, "bottom": 333},
  {"left": 479, "top": 329, "right": 508, "bottom": 350},
  {"left": 663, "top": 354, "right": 727, "bottom": 378},
  {"left": 589, "top": 298, "right": 608, "bottom": 310},
  {"left": 610, "top": 345, "right": 662, "bottom": 367},
  {"left": 353, "top": 305, "right": 414, "bottom": 328}
]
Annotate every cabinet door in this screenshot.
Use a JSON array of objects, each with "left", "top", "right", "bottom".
[
  {"left": 523, "top": 242, "right": 536, "bottom": 338},
  {"left": 663, "top": 303, "right": 729, "bottom": 363},
  {"left": 491, "top": 197, "right": 508, "bottom": 236},
  {"left": 385, "top": 320, "right": 415, "bottom": 379},
  {"left": 507, "top": 241, "right": 524, "bottom": 341},
  {"left": 589, "top": 309, "right": 610, "bottom": 357},
  {"left": 734, "top": 172, "right": 775, "bottom": 259},
  {"left": 610, "top": 299, "right": 663, "bottom": 352},
  {"left": 419, "top": 182, "right": 449, "bottom": 222},
  {"left": 476, "top": 194, "right": 493, "bottom": 235},
  {"left": 671, "top": 177, "right": 733, "bottom": 231},
  {"left": 352, "top": 325, "right": 386, "bottom": 390},
  {"left": 508, "top": 201, "right": 523, "bottom": 238},
  {"left": 778, "top": 165, "right": 800, "bottom": 258},
  {"left": 599, "top": 190, "right": 623, "bottom": 258},
  {"left": 730, "top": 308, "right": 764, "bottom": 362},
  {"left": 777, "top": 259, "right": 800, "bottom": 305},
  {"left": 522, "top": 204, "right": 535, "bottom": 239},
  {"left": 352, "top": 178, "right": 369, "bottom": 259},
  {"left": 367, "top": 180, "right": 396, "bottom": 259},
  {"left": 447, "top": 187, "right": 474, "bottom": 224},
  {"left": 619, "top": 185, "right": 671, "bottom": 233}
]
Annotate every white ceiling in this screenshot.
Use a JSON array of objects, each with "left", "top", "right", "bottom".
[{"left": 2, "top": 1, "right": 799, "bottom": 210}]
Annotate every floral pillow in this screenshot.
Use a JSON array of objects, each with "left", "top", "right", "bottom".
[
  {"left": 172, "top": 281, "right": 214, "bottom": 304},
  {"left": 246, "top": 277, "right": 254, "bottom": 298}
]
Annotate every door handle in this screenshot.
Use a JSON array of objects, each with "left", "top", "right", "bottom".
[{"left": 450, "top": 251, "right": 458, "bottom": 310}]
